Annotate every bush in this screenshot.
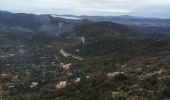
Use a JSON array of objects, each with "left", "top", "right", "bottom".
[
  {"left": 114, "top": 73, "right": 128, "bottom": 81},
  {"left": 161, "top": 86, "right": 170, "bottom": 98}
]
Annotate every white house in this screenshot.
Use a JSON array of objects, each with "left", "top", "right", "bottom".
[{"left": 56, "top": 81, "right": 67, "bottom": 89}]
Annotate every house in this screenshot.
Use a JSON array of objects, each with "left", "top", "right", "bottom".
[
  {"left": 9, "top": 54, "right": 15, "bottom": 57},
  {"left": 19, "top": 44, "right": 26, "bottom": 47},
  {"left": 60, "top": 63, "right": 72, "bottom": 70},
  {"left": 6, "top": 64, "right": 10, "bottom": 66},
  {"left": 11, "top": 75, "right": 18, "bottom": 82},
  {"left": 1, "top": 73, "right": 8, "bottom": 77},
  {"left": 67, "top": 72, "right": 73, "bottom": 77},
  {"left": 121, "top": 64, "right": 127, "bottom": 68},
  {"left": 30, "top": 82, "right": 39, "bottom": 88},
  {"left": 56, "top": 81, "right": 67, "bottom": 89},
  {"left": 8, "top": 85, "right": 15, "bottom": 88},
  {"left": 0, "top": 56, "right": 6, "bottom": 59},
  {"left": 75, "top": 49, "right": 80, "bottom": 52},
  {"left": 45, "top": 45, "right": 52, "bottom": 48},
  {"left": 51, "top": 62, "right": 55, "bottom": 64},
  {"left": 74, "top": 78, "right": 81, "bottom": 83},
  {"left": 71, "top": 55, "right": 84, "bottom": 61},
  {"left": 107, "top": 72, "right": 125, "bottom": 78},
  {"left": 86, "top": 76, "right": 90, "bottom": 79}
]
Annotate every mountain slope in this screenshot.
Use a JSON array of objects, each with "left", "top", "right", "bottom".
[
  {"left": 0, "top": 11, "right": 89, "bottom": 36},
  {"left": 0, "top": 12, "right": 170, "bottom": 100},
  {"left": 74, "top": 21, "right": 138, "bottom": 39}
]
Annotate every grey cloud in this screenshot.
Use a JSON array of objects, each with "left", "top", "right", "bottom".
[{"left": 0, "top": 0, "right": 170, "bottom": 18}]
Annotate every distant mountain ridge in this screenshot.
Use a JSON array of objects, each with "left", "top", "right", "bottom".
[
  {"left": 0, "top": 11, "right": 170, "bottom": 38},
  {"left": 52, "top": 14, "right": 170, "bottom": 34},
  {"left": 56, "top": 15, "right": 170, "bottom": 26},
  {"left": 0, "top": 11, "right": 89, "bottom": 37},
  {"left": 0, "top": 11, "right": 138, "bottom": 38}
]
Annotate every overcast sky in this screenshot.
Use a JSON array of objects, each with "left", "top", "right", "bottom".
[{"left": 0, "top": 0, "right": 170, "bottom": 18}]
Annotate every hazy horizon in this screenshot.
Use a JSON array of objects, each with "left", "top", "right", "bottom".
[{"left": 0, "top": 0, "right": 170, "bottom": 18}]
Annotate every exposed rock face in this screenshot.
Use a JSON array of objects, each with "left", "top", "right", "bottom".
[
  {"left": 60, "top": 49, "right": 84, "bottom": 61},
  {"left": 60, "top": 49, "right": 71, "bottom": 58}
]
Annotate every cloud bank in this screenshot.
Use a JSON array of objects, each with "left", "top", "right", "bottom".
[{"left": 0, "top": 0, "right": 170, "bottom": 18}]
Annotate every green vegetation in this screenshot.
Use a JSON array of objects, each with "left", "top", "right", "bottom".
[{"left": 0, "top": 22, "right": 170, "bottom": 100}]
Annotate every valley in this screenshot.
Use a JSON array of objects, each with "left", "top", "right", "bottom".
[{"left": 0, "top": 11, "right": 170, "bottom": 100}]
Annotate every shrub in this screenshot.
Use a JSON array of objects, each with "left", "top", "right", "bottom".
[{"left": 161, "top": 86, "right": 170, "bottom": 98}]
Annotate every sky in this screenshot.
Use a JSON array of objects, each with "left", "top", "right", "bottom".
[{"left": 0, "top": 0, "right": 170, "bottom": 18}]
